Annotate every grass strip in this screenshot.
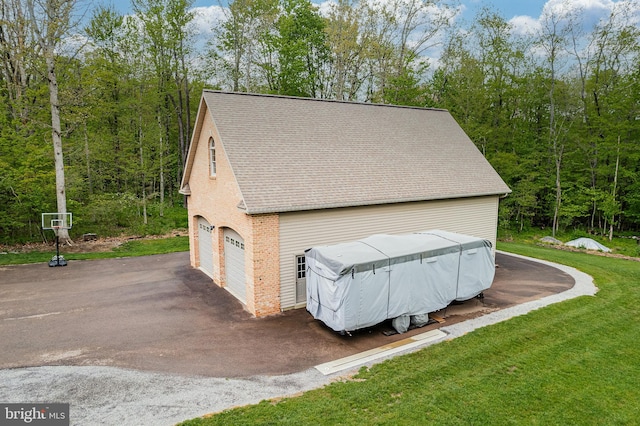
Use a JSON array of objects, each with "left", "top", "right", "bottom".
[
  {"left": 0, "top": 236, "right": 189, "bottom": 266},
  {"left": 180, "top": 242, "right": 640, "bottom": 425}
]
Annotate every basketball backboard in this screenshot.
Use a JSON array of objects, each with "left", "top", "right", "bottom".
[{"left": 42, "top": 212, "right": 73, "bottom": 231}]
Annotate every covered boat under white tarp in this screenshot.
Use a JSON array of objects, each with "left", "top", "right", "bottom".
[
  {"left": 565, "top": 237, "right": 611, "bottom": 252},
  {"left": 305, "top": 230, "right": 495, "bottom": 333}
]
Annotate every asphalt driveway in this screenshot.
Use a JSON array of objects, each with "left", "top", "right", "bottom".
[
  {"left": 0, "top": 251, "right": 574, "bottom": 378},
  {"left": 0, "top": 251, "right": 595, "bottom": 425}
]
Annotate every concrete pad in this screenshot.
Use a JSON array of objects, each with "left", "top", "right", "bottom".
[{"left": 315, "top": 329, "right": 447, "bottom": 375}]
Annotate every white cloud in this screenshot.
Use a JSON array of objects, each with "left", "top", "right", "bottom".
[
  {"left": 507, "top": 0, "right": 640, "bottom": 38},
  {"left": 509, "top": 15, "right": 542, "bottom": 36},
  {"left": 504, "top": 0, "right": 640, "bottom": 70},
  {"left": 60, "top": 33, "right": 93, "bottom": 58},
  {"left": 316, "top": 0, "right": 336, "bottom": 17},
  {"left": 542, "top": 0, "right": 612, "bottom": 18},
  {"left": 190, "top": 5, "right": 227, "bottom": 37}
]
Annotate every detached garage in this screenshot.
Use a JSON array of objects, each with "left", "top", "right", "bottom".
[{"left": 180, "top": 90, "right": 511, "bottom": 317}]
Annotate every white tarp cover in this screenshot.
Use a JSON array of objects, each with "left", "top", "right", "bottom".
[
  {"left": 306, "top": 230, "right": 495, "bottom": 332},
  {"left": 565, "top": 237, "right": 611, "bottom": 252}
]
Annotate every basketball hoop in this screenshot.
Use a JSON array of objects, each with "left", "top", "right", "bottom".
[{"left": 42, "top": 212, "right": 72, "bottom": 267}]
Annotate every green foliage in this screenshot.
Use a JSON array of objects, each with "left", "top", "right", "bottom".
[
  {"left": 2, "top": 0, "right": 640, "bottom": 244},
  {"left": 0, "top": 106, "right": 57, "bottom": 243},
  {"left": 72, "top": 198, "right": 187, "bottom": 238},
  {"left": 0, "top": 0, "right": 197, "bottom": 245},
  {"left": 434, "top": 6, "right": 640, "bottom": 236},
  {"left": 274, "top": 0, "right": 328, "bottom": 97},
  {"left": 82, "top": 193, "right": 141, "bottom": 229},
  {"left": 381, "top": 56, "right": 429, "bottom": 106}
]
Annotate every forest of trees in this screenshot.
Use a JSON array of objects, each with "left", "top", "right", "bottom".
[{"left": 1, "top": 0, "right": 639, "bottom": 244}]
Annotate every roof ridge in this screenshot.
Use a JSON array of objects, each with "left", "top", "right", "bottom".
[{"left": 202, "top": 89, "right": 449, "bottom": 113}]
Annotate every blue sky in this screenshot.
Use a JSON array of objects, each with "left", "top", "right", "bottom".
[
  {"left": 109, "top": 0, "right": 549, "bottom": 20},
  {"left": 104, "top": 0, "right": 638, "bottom": 40},
  {"left": 463, "top": 0, "right": 547, "bottom": 19}
]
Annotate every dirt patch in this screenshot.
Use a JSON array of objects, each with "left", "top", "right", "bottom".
[
  {"left": 0, "top": 230, "right": 188, "bottom": 255},
  {"left": 534, "top": 242, "right": 640, "bottom": 262}
]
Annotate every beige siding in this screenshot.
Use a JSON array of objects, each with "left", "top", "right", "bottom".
[{"left": 278, "top": 196, "right": 500, "bottom": 310}]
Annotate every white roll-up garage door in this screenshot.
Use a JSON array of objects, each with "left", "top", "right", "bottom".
[
  {"left": 224, "top": 228, "right": 246, "bottom": 303},
  {"left": 197, "top": 217, "right": 214, "bottom": 277}
]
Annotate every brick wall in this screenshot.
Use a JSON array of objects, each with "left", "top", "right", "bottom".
[
  {"left": 184, "top": 104, "right": 281, "bottom": 316},
  {"left": 247, "top": 214, "right": 280, "bottom": 316}
]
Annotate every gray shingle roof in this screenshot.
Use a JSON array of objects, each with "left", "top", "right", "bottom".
[{"left": 183, "top": 90, "right": 511, "bottom": 215}]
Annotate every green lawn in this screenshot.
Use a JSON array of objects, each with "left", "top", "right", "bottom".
[
  {"left": 0, "top": 236, "right": 189, "bottom": 266},
  {"left": 180, "top": 242, "right": 640, "bottom": 425}
]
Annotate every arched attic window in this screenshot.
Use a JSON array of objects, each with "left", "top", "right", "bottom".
[{"left": 209, "top": 137, "right": 216, "bottom": 176}]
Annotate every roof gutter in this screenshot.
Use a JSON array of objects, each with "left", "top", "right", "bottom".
[{"left": 244, "top": 191, "right": 513, "bottom": 215}]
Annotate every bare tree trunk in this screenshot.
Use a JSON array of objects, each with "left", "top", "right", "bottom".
[
  {"left": 84, "top": 121, "right": 92, "bottom": 194},
  {"left": 540, "top": 9, "right": 567, "bottom": 239},
  {"left": 47, "top": 64, "right": 65, "bottom": 240},
  {"left": 159, "top": 117, "right": 164, "bottom": 218},
  {"left": 46, "top": 55, "right": 71, "bottom": 242},
  {"left": 552, "top": 149, "right": 562, "bottom": 238},
  {"left": 27, "top": 0, "right": 76, "bottom": 244},
  {"left": 609, "top": 136, "right": 620, "bottom": 241},
  {"left": 549, "top": 53, "right": 561, "bottom": 238},
  {"left": 139, "top": 113, "right": 147, "bottom": 225}
]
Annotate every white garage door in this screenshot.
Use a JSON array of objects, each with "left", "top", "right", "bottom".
[
  {"left": 224, "top": 228, "right": 246, "bottom": 303},
  {"left": 197, "top": 217, "right": 214, "bottom": 277}
]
